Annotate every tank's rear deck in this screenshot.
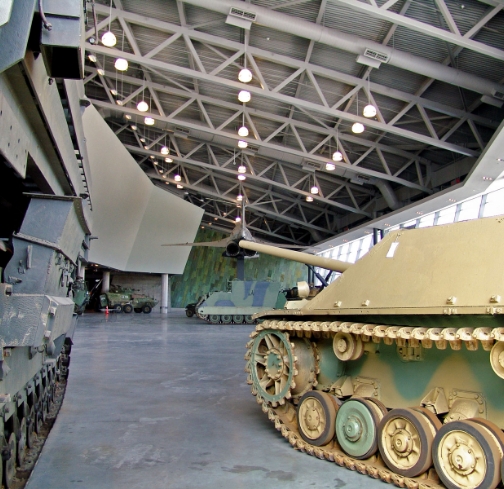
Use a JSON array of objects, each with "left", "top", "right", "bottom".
[{"left": 26, "top": 311, "right": 382, "bottom": 489}]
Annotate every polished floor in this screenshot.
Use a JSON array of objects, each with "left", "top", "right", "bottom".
[{"left": 27, "top": 310, "right": 386, "bottom": 489}]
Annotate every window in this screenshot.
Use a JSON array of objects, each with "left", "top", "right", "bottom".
[
  {"left": 457, "top": 196, "right": 481, "bottom": 222},
  {"left": 418, "top": 213, "right": 435, "bottom": 228},
  {"left": 436, "top": 206, "right": 456, "bottom": 225},
  {"left": 482, "top": 188, "right": 504, "bottom": 217}
]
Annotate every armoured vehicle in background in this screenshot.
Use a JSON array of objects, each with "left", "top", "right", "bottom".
[
  {"left": 0, "top": 1, "right": 91, "bottom": 485},
  {"left": 240, "top": 217, "right": 504, "bottom": 489},
  {"left": 98, "top": 285, "right": 158, "bottom": 313},
  {"left": 72, "top": 278, "right": 91, "bottom": 315},
  {"left": 197, "top": 280, "right": 286, "bottom": 324}
]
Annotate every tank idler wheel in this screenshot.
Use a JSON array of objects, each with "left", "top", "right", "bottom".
[
  {"left": 297, "top": 391, "right": 338, "bottom": 446},
  {"left": 433, "top": 419, "right": 501, "bottom": 489},
  {"left": 3, "top": 432, "right": 16, "bottom": 489},
  {"left": 335, "top": 397, "right": 384, "bottom": 459},
  {"left": 26, "top": 407, "right": 36, "bottom": 449},
  {"left": 209, "top": 315, "right": 220, "bottom": 324},
  {"left": 233, "top": 315, "right": 244, "bottom": 324},
  {"left": 134, "top": 308, "right": 142, "bottom": 313},
  {"left": 185, "top": 309, "right": 194, "bottom": 318},
  {"left": 221, "top": 314, "right": 232, "bottom": 324},
  {"left": 250, "top": 330, "right": 316, "bottom": 405},
  {"left": 332, "top": 332, "right": 364, "bottom": 361},
  {"left": 123, "top": 304, "right": 133, "bottom": 314},
  {"left": 378, "top": 407, "right": 437, "bottom": 477},
  {"left": 113, "top": 304, "right": 122, "bottom": 313},
  {"left": 489, "top": 342, "right": 504, "bottom": 379},
  {"left": 244, "top": 315, "right": 255, "bottom": 324},
  {"left": 16, "top": 417, "right": 27, "bottom": 466}
]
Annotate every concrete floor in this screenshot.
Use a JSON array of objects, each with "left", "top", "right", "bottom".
[{"left": 27, "top": 310, "right": 387, "bottom": 489}]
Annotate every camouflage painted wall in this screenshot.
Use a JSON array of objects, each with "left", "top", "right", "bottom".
[{"left": 170, "top": 228, "right": 307, "bottom": 307}]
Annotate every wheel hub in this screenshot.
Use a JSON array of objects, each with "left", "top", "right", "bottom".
[
  {"left": 304, "top": 406, "right": 321, "bottom": 431},
  {"left": 391, "top": 429, "right": 413, "bottom": 458},
  {"left": 336, "top": 338, "right": 348, "bottom": 353},
  {"left": 344, "top": 415, "right": 362, "bottom": 442},
  {"left": 264, "top": 349, "right": 284, "bottom": 380},
  {"left": 448, "top": 442, "right": 476, "bottom": 475},
  {"left": 498, "top": 351, "right": 504, "bottom": 369}
]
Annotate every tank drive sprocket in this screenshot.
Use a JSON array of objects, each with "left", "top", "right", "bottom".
[{"left": 245, "top": 328, "right": 318, "bottom": 407}]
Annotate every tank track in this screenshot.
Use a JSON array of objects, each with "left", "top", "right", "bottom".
[{"left": 244, "top": 319, "right": 504, "bottom": 489}]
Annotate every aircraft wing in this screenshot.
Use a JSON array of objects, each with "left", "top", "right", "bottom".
[{"left": 162, "top": 238, "right": 229, "bottom": 248}]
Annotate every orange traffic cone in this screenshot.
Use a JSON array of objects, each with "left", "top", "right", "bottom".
[{"left": 105, "top": 306, "right": 109, "bottom": 315}]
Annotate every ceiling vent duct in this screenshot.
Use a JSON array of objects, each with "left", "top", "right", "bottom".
[
  {"left": 174, "top": 127, "right": 190, "bottom": 139},
  {"left": 363, "top": 48, "right": 390, "bottom": 64},
  {"left": 350, "top": 174, "right": 372, "bottom": 185},
  {"left": 302, "top": 161, "right": 321, "bottom": 172},
  {"left": 226, "top": 7, "right": 257, "bottom": 29}
]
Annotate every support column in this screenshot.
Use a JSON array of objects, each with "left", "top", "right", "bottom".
[
  {"left": 78, "top": 260, "right": 86, "bottom": 280},
  {"left": 161, "top": 273, "right": 169, "bottom": 314},
  {"left": 101, "top": 270, "right": 110, "bottom": 293}
]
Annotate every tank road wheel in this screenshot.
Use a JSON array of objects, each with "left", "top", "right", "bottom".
[
  {"left": 113, "top": 304, "right": 122, "bottom": 313},
  {"left": 378, "top": 408, "right": 437, "bottom": 477},
  {"left": 249, "top": 330, "right": 316, "bottom": 407},
  {"left": 221, "top": 314, "right": 232, "bottom": 324},
  {"left": 233, "top": 315, "right": 244, "bottom": 324},
  {"left": 123, "top": 304, "right": 133, "bottom": 314},
  {"left": 332, "top": 332, "right": 364, "bottom": 361},
  {"left": 142, "top": 304, "right": 152, "bottom": 314},
  {"left": 209, "top": 315, "right": 220, "bottom": 324},
  {"left": 297, "top": 391, "right": 338, "bottom": 446},
  {"left": 26, "top": 407, "right": 36, "bottom": 449},
  {"left": 3, "top": 432, "right": 16, "bottom": 489},
  {"left": 244, "top": 315, "right": 255, "bottom": 324},
  {"left": 16, "top": 417, "right": 27, "bottom": 466},
  {"left": 433, "top": 419, "right": 502, "bottom": 489},
  {"left": 335, "top": 397, "right": 384, "bottom": 459}
]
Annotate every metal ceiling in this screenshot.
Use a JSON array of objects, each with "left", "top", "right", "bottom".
[{"left": 83, "top": 0, "right": 504, "bottom": 247}]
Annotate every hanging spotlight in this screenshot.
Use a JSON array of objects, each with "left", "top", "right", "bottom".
[
  {"left": 238, "top": 90, "right": 251, "bottom": 103},
  {"left": 88, "top": 54, "right": 97, "bottom": 62},
  {"left": 238, "top": 68, "right": 252, "bottom": 83},
  {"left": 310, "top": 185, "right": 319, "bottom": 194},
  {"left": 235, "top": 216, "right": 242, "bottom": 222},
  {"left": 165, "top": 157, "right": 173, "bottom": 163},
  {"left": 325, "top": 162, "right": 336, "bottom": 171},
  {"left": 137, "top": 100, "right": 149, "bottom": 112},
  {"left": 363, "top": 104, "right": 376, "bottom": 118},
  {"left": 238, "top": 126, "right": 249, "bottom": 137},
  {"left": 139, "top": 137, "right": 145, "bottom": 142},
  {"left": 238, "top": 140, "right": 248, "bottom": 149},
  {"left": 101, "top": 31, "right": 117, "bottom": 47},
  {"left": 97, "top": 68, "right": 105, "bottom": 76},
  {"left": 332, "top": 150, "right": 343, "bottom": 162},
  {"left": 174, "top": 174, "right": 182, "bottom": 182},
  {"left": 160, "top": 146, "right": 169, "bottom": 155},
  {"left": 352, "top": 122, "right": 365, "bottom": 134},
  {"left": 125, "top": 114, "right": 132, "bottom": 120},
  {"left": 176, "top": 184, "right": 184, "bottom": 189},
  {"left": 130, "top": 125, "right": 137, "bottom": 130},
  {"left": 144, "top": 117, "right": 155, "bottom": 125},
  {"left": 237, "top": 174, "right": 246, "bottom": 181},
  {"left": 306, "top": 195, "right": 314, "bottom": 202},
  {"left": 110, "top": 89, "right": 118, "bottom": 96},
  {"left": 237, "top": 194, "right": 243, "bottom": 201},
  {"left": 153, "top": 161, "right": 158, "bottom": 165},
  {"left": 114, "top": 58, "right": 128, "bottom": 71},
  {"left": 238, "top": 165, "right": 247, "bottom": 173}
]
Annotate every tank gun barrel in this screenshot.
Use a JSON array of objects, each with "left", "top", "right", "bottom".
[{"left": 239, "top": 240, "right": 351, "bottom": 273}]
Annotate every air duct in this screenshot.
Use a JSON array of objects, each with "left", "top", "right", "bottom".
[{"left": 374, "top": 179, "right": 400, "bottom": 211}]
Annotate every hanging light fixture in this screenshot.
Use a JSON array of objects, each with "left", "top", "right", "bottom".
[
  {"left": 176, "top": 184, "right": 184, "bottom": 189},
  {"left": 352, "top": 91, "right": 365, "bottom": 134},
  {"left": 144, "top": 117, "right": 155, "bottom": 125},
  {"left": 137, "top": 100, "right": 148, "bottom": 112},
  {"left": 325, "top": 162, "right": 335, "bottom": 171},
  {"left": 333, "top": 128, "right": 343, "bottom": 161},
  {"left": 114, "top": 58, "right": 128, "bottom": 71},
  {"left": 238, "top": 90, "right": 251, "bottom": 103},
  {"left": 125, "top": 114, "right": 132, "bottom": 120},
  {"left": 97, "top": 68, "right": 105, "bottom": 76},
  {"left": 238, "top": 68, "right": 252, "bottom": 83},
  {"left": 238, "top": 110, "right": 248, "bottom": 137},
  {"left": 235, "top": 216, "right": 242, "bottom": 222},
  {"left": 238, "top": 164, "right": 247, "bottom": 174},
  {"left": 101, "top": 1, "right": 116, "bottom": 47},
  {"left": 174, "top": 174, "right": 182, "bottom": 182},
  {"left": 130, "top": 124, "right": 137, "bottom": 130},
  {"left": 165, "top": 157, "right": 173, "bottom": 163},
  {"left": 237, "top": 174, "right": 246, "bottom": 181},
  {"left": 363, "top": 72, "right": 377, "bottom": 118},
  {"left": 160, "top": 146, "right": 169, "bottom": 155},
  {"left": 306, "top": 195, "right": 313, "bottom": 202},
  {"left": 88, "top": 54, "right": 97, "bottom": 62},
  {"left": 238, "top": 140, "right": 248, "bottom": 149},
  {"left": 310, "top": 184, "right": 319, "bottom": 194},
  {"left": 237, "top": 194, "right": 243, "bottom": 201}
]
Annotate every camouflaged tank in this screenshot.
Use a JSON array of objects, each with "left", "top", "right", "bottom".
[
  {"left": 99, "top": 285, "right": 158, "bottom": 313},
  {"left": 240, "top": 215, "right": 504, "bottom": 489},
  {"left": 197, "top": 280, "right": 285, "bottom": 324}
]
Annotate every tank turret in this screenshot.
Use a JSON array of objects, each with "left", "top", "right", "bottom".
[{"left": 241, "top": 216, "right": 504, "bottom": 489}]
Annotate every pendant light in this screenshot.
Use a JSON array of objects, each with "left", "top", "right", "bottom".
[
  {"left": 238, "top": 90, "right": 251, "bottom": 103},
  {"left": 238, "top": 140, "right": 248, "bottom": 149},
  {"left": 114, "top": 58, "right": 128, "bottom": 71},
  {"left": 363, "top": 72, "right": 377, "bottom": 118},
  {"left": 332, "top": 128, "right": 343, "bottom": 161},
  {"left": 238, "top": 109, "right": 248, "bottom": 137},
  {"left": 352, "top": 92, "right": 365, "bottom": 134},
  {"left": 101, "top": 0, "right": 116, "bottom": 47}
]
